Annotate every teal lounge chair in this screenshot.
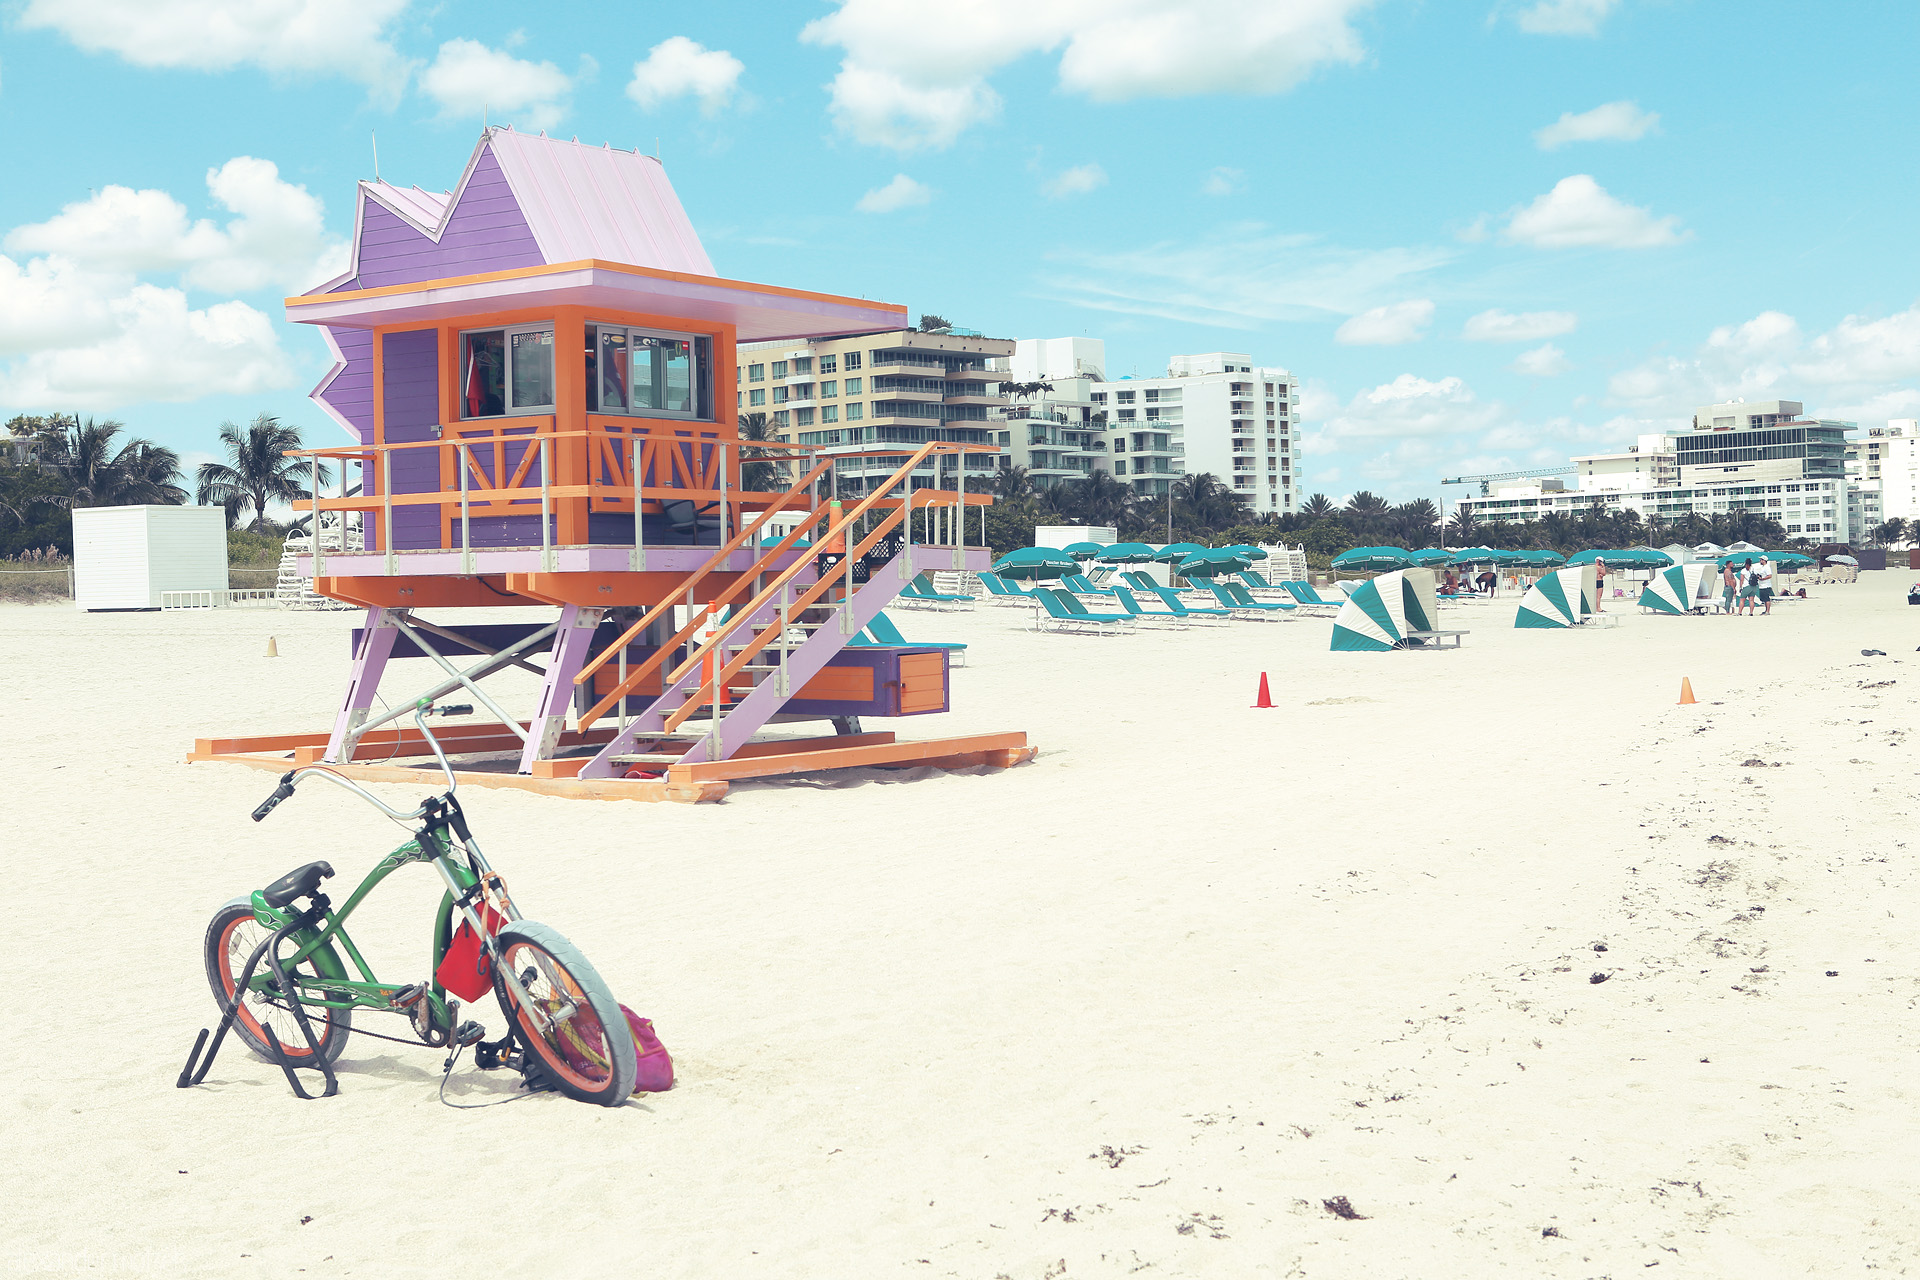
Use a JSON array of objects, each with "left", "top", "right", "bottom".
[
  {"left": 896, "top": 572, "right": 973, "bottom": 611},
  {"left": 1281, "top": 580, "right": 1342, "bottom": 610},
  {"left": 1032, "top": 587, "right": 1135, "bottom": 635},
  {"left": 1061, "top": 572, "right": 1117, "bottom": 596},
  {"left": 1204, "top": 581, "right": 1293, "bottom": 619},
  {"left": 1131, "top": 583, "right": 1235, "bottom": 623},
  {"left": 1236, "top": 570, "right": 1291, "bottom": 597},
  {"left": 1108, "top": 584, "right": 1201, "bottom": 626},
  {"left": 848, "top": 609, "right": 968, "bottom": 666},
  {"left": 977, "top": 571, "right": 1034, "bottom": 604}
]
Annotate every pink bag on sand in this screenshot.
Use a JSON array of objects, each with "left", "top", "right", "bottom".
[{"left": 622, "top": 1006, "right": 674, "bottom": 1093}]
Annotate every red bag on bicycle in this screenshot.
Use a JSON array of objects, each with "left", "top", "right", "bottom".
[{"left": 435, "top": 905, "right": 505, "bottom": 1001}]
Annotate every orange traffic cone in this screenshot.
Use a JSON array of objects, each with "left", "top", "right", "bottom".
[
  {"left": 1678, "top": 677, "right": 1697, "bottom": 705},
  {"left": 1252, "top": 671, "right": 1273, "bottom": 708}
]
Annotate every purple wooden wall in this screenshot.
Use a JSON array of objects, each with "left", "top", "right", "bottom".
[
  {"left": 351, "top": 149, "right": 544, "bottom": 291},
  {"left": 315, "top": 145, "right": 545, "bottom": 449},
  {"left": 380, "top": 328, "right": 444, "bottom": 551}
]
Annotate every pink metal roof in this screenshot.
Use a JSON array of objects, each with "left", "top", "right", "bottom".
[
  {"left": 363, "top": 183, "right": 452, "bottom": 231},
  {"left": 486, "top": 128, "right": 713, "bottom": 275}
]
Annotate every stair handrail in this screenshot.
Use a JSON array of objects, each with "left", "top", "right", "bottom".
[
  {"left": 659, "top": 457, "right": 962, "bottom": 733},
  {"left": 573, "top": 451, "right": 835, "bottom": 693}
]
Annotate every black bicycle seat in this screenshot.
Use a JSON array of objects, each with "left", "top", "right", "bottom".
[{"left": 261, "top": 861, "right": 335, "bottom": 909}]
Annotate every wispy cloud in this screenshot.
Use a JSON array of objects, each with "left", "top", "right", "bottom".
[
  {"left": 1042, "top": 225, "right": 1456, "bottom": 329},
  {"left": 1534, "top": 100, "right": 1659, "bottom": 149},
  {"left": 1201, "top": 166, "right": 1244, "bottom": 196},
  {"left": 1503, "top": 175, "right": 1688, "bottom": 249},
  {"left": 1335, "top": 299, "right": 1433, "bottom": 345},
  {"left": 1042, "top": 163, "right": 1107, "bottom": 200},
  {"left": 855, "top": 174, "right": 933, "bottom": 214}
]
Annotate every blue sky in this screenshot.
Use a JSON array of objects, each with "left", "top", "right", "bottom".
[{"left": 2, "top": 0, "right": 1917, "bottom": 507}]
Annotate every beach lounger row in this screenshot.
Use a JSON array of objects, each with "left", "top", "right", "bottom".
[{"left": 847, "top": 609, "right": 969, "bottom": 665}]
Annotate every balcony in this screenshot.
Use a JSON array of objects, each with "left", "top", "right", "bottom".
[
  {"left": 942, "top": 391, "right": 1007, "bottom": 408},
  {"left": 868, "top": 354, "right": 948, "bottom": 373},
  {"left": 871, "top": 385, "right": 944, "bottom": 402},
  {"left": 942, "top": 365, "right": 1003, "bottom": 382}
]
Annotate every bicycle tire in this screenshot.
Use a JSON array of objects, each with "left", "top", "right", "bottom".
[
  {"left": 490, "top": 921, "right": 635, "bottom": 1105},
  {"left": 204, "top": 897, "right": 353, "bottom": 1069}
]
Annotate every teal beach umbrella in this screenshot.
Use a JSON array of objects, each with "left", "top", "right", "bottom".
[
  {"left": 1177, "top": 549, "right": 1253, "bottom": 578},
  {"left": 1062, "top": 541, "right": 1107, "bottom": 560},
  {"left": 992, "top": 548, "right": 1079, "bottom": 580},
  {"left": 1097, "top": 542, "right": 1158, "bottom": 563},
  {"left": 1332, "top": 546, "right": 1416, "bottom": 572}
]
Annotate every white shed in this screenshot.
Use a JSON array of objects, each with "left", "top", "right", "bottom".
[{"left": 72, "top": 505, "right": 228, "bottom": 611}]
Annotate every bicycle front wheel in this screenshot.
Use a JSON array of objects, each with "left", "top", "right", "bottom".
[
  {"left": 491, "top": 921, "right": 635, "bottom": 1105},
  {"left": 204, "top": 897, "right": 352, "bottom": 1068}
]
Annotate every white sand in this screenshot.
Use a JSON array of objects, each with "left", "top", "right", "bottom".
[{"left": 5, "top": 577, "right": 1919, "bottom": 1277}]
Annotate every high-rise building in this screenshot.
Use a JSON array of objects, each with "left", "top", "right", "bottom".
[
  {"left": 1091, "top": 352, "right": 1300, "bottom": 515},
  {"left": 737, "top": 329, "right": 1013, "bottom": 496},
  {"left": 1854, "top": 419, "right": 1920, "bottom": 524},
  {"left": 1455, "top": 399, "right": 1854, "bottom": 539}
]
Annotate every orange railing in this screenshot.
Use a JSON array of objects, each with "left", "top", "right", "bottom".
[
  {"left": 573, "top": 442, "right": 997, "bottom": 731},
  {"left": 287, "top": 422, "right": 819, "bottom": 571}
]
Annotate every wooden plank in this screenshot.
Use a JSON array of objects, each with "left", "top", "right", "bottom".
[
  {"left": 665, "top": 732, "right": 1029, "bottom": 783},
  {"left": 195, "top": 751, "right": 726, "bottom": 803}
]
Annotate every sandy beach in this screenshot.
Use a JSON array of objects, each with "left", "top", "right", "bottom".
[{"left": 6, "top": 575, "right": 1919, "bottom": 1278}]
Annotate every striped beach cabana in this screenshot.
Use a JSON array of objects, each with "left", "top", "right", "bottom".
[
  {"left": 1515, "top": 566, "right": 1597, "bottom": 628},
  {"left": 1638, "top": 563, "right": 1713, "bottom": 614},
  {"left": 1330, "top": 569, "right": 1439, "bottom": 651}
]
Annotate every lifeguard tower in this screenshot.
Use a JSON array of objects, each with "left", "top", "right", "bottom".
[{"left": 191, "top": 128, "right": 1031, "bottom": 802}]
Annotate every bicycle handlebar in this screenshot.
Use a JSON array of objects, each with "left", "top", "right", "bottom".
[{"left": 249, "top": 704, "right": 462, "bottom": 825}]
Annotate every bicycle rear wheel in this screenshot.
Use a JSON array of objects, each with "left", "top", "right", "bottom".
[
  {"left": 491, "top": 921, "right": 635, "bottom": 1105},
  {"left": 204, "top": 897, "right": 352, "bottom": 1068}
]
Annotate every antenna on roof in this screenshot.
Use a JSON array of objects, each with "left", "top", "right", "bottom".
[
  {"left": 484, "top": 103, "right": 489, "bottom": 130},
  {"left": 371, "top": 131, "right": 380, "bottom": 183},
  {"left": 655, "top": 137, "right": 660, "bottom": 160}
]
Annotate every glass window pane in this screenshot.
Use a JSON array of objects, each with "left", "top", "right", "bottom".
[
  {"left": 630, "top": 336, "right": 661, "bottom": 410},
  {"left": 462, "top": 330, "right": 505, "bottom": 418},
  {"left": 509, "top": 328, "right": 554, "bottom": 409},
  {"left": 599, "top": 328, "right": 628, "bottom": 412},
  {"left": 663, "top": 338, "right": 693, "bottom": 413}
]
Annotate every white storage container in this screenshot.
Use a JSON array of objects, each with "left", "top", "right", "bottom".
[{"left": 72, "top": 505, "right": 228, "bottom": 611}]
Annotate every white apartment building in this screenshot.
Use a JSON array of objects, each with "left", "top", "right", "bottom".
[
  {"left": 991, "top": 337, "right": 1111, "bottom": 491},
  {"left": 1092, "top": 352, "right": 1300, "bottom": 515},
  {"left": 1457, "top": 399, "right": 1854, "bottom": 540},
  {"left": 1847, "top": 419, "right": 1920, "bottom": 531}
]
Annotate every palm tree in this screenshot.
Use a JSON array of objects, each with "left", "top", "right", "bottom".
[
  {"left": 1173, "top": 472, "right": 1251, "bottom": 534},
  {"left": 917, "top": 314, "right": 952, "bottom": 333},
  {"left": 37, "top": 417, "right": 186, "bottom": 507},
  {"left": 991, "top": 465, "right": 1037, "bottom": 505},
  {"left": 195, "top": 414, "right": 327, "bottom": 532},
  {"left": 1061, "top": 468, "right": 1133, "bottom": 527},
  {"left": 1872, "top": 517, "right": 1908, "bottom": 548},
  {"left": 736, "top": 412, "right": 784, "bottom": 492},
  {"left": 1390, "top": 499, "right": 1439, "bottom": 546},
  {"left": 1300, "top": 493, "right": 1336, "bottom": 521},
  {"left": 1343, "top": 490, "right": 1390, "bottom": 540},
  {"left": 1445, "top": 505, "right": 1476, "bottom": 541}
]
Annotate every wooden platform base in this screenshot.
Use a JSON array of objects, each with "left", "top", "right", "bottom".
[{"left": 188, "top": 725, "right": 1035, "bottom": 803}]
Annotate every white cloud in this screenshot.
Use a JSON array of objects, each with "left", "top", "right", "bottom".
[
  {"left": 1318, "top": 374, "right": 1497, "bottom": 441},
  {"left": 18, "top": 0, "right": 410, "bottom": 102},
  {"left": 855, "top": 174, "right": 933, "bottom": 214},
  {"left": 1514, "top": 0, "right": 1619, "bottom": 36},
  {"left": 1512, "top": 343, "right": 1572, "bottom": 376},
  {"left": 0, "top": 256, "right": 119, "bottom": 356},
  {"left": 1044, "top": 226, "right": 1454, "bottom": 329},
  {"left": 1335, "top": 299, "right": 1433, "bottom": 346},
  {"left": 1534, "top": 100, "right": 1659, "bottom": 149},
  {"left": 0, "top": 278, "right": 292, "bottom": 408},
  {"left": 800, "top": 0, "right": 1376, "bottom": 150},
  {"left": 1462, "top": 308, "right": 1578, "bottom": 342},
  {"left": 1043, "top": 163, "right": 1107, "bottom": 199},
  {"left": 1201, "top": 167, "right": 1244, "bottom": 196},
  {"left": 421, "top": 39, "right": 571, "bottom": 132},
  {"left": 1503, "top": 175, "right": 1688, "bottom": 249},
  {"left": 1607, "top": 305, "right": 1920, "bottom": 421},
  {"left": 6, "top": 158, "right": 346, "bottom": 295},
  {"left": 626, "top": 36, "right": 744, "bottom": 115}
]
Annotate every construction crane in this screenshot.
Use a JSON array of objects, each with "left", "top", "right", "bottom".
[{"left": 1440, "top": 466, "right": 1579, "bottom": 496}]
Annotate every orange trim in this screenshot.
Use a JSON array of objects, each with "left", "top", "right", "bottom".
[{"left": 289, "top": 258, "right": 908, "bottom": 320}]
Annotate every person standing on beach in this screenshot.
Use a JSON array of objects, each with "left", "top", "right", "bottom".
[
  {"left": 1721, "top": 560, "right": 1739, "bottom": 614},
  {"left": 1737, "top": 560, "right": 1760, "bottom": 616},
  {"left": 1477, "top": 568, "right": 1496, "bottom": 595},
  {"left": 1594, "top": 557, "right": 1607, "bottom": 610},
  {"left": 1755, "top": 554, "right": 1775, "bottom": 615}
]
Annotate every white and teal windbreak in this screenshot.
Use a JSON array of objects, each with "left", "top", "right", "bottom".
[
  {"left": 1638, "top": 563, "right": 1713, "bottom": 614},
  {"left": 1515, "top": 566, "right": 1596, "bottom": 628},
  {"left": 1330, "top": 569, "right": 1438, "bottom": 651}
]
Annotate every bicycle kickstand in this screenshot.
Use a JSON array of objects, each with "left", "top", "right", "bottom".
[
  {"left": 263, "top": 947, "right": 339, "bottom": 1099},
  {"left": 178, "top": 934, "right": 276, "bottom": 1089}
]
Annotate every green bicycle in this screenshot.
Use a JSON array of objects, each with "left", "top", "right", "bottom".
[{"left": 177, "top": 701, "right": 638, "bottom": 1105}]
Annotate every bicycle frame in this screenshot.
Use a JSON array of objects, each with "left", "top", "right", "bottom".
[{"left": 243, "top": 827, "right": 486, "bottom": 1031}]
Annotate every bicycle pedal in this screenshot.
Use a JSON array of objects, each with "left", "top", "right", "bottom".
[
  {"left": 454, "top": 1021, "right": 486, "bottom": 1047},
  {"left": 388, "top": 982, "right": 427, "bottom": 1012}
]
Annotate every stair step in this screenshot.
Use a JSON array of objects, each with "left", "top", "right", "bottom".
[{"left": 610, "top": 752, "right": 693, "bottom": 765}]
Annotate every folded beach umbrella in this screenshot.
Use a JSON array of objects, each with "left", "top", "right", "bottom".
[
  {"left": 1411, "top": 547, "right": 1452, "bottom": 567},
  {"left": 1063, "top": 541, "right": 1107, "bottom": 560},
  {"left": 1331, "top": 546, "right": 1415, "bottom": 572},
  {"left": 1515, "top": 566, "right": 1596, "bottom": 628},
  {"left": 1151, "top": 542, "right": 1209, "bottom": 563},
  {"left": 1097, "top": 542, "right": 1158, "bottom": 563},
  {"left": 1176, "top": 549, "right": 1253, "bottom": 577},
  {"left": 991, "top": 548, "right": 1079, "bottom": 580},
  {"left": 1826, "top": 554, "right": 1859, "bottom": 565}
]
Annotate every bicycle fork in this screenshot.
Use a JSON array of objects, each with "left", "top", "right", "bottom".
[{"left": 177, "top": 910, "right": 340, "bottom": 1100}]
